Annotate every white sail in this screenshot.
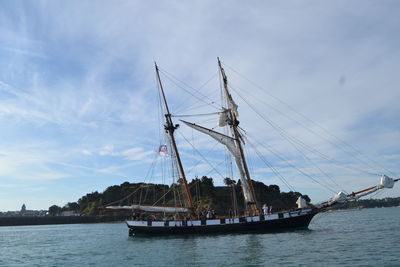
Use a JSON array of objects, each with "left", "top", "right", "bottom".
[
  {"left": 232, "top": 154, "right": 254, "bottom": 203},
  {"left": 323, "top": 175, "right": 397, "bottom": 206},
  {"left": 353, "top": 175, "right": 396, "bottom": 199},
  {"left": 105, "top": 205, "right": 190, "bottom": 213},
  {"left": 218, "top": 109, "right": 230, "bottom": 127},
  {"left": 380, "top": 175, "right": 394, "bottom": 188},
  {"left": 230, "top": 100, "right": 239, "bottom": 117},
  {"left": 331, "top": 191, "right": 348, "bottom": 203},
  {"left": 181, "top": 120, "right": 254, "bottom": 203},
  {"left": 296, "top": 196, "right": 308, "bottom": 208},
  {"left": 181, "top": 120, "right": 238, "bottom": 156}
]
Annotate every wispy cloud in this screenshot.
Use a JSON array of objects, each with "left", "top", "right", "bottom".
[
  {"left": 0, "top": 146, "right": 68, "bottom": 181},
  {"left": 0, "top": 0, "right": 399, "bottom": 210}
]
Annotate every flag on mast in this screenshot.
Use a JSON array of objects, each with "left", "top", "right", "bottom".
[{"left": 158, "top": 144, "right": 168, "bottom": 156}]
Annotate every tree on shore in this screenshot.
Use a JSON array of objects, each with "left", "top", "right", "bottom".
[
  {"left": 48, "top": 205, "right": 62, "bottom": 216},
  {"left": 62, "top": 202, "right": 80, "bottom": 212},
  {"left": 52, "top": 177, "right": 313, "bottom": 216}
]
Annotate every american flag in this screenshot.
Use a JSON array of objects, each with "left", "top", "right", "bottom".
[{"left": 158, "top": 144, "right": 168, "bottom": 156}]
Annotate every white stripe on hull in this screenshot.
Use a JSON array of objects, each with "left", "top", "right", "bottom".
[{"left": 126, "top": 209, "right": 314, "bottom": 228}]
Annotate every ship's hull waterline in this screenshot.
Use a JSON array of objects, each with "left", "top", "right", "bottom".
[{"left": 126, "top": 209, "right": 317, "bottom": 235}]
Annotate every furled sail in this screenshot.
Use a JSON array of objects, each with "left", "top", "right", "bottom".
[
  {"left": 296, "top": 196, "right": 308, "bottom": 208},
  {"left": 331, "top": 191, "right": 348, "bottom": 203},
  {"left": 218, "top": 108, "right": 230, "bottom": 127},
  {"left": 320, "top": 175, "right": 398, "bottom": 207},
  {"left": 354, "top": 175, "right": 396, "bottom": 199},
  {"left": 104, "top": 205, "right": 190, "bottom": 213},
  {"left": 230, "top": 100, "right": 239, "bottom": 117},
  {"left": 181, "top": 120, "right": 254, "bottom": 203},
  {"left": 380, "top": 175, "right": 394, "bottom": 188}
]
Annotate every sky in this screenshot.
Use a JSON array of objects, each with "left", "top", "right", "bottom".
[{"left": 0, "top": 0, "right": 399, "bottom": 211}]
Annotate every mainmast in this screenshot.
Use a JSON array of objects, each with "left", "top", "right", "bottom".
[
  {"left": 217, "top": 58, "right": 259, "bottom": 215},
  {"left": 155, "top": 63, "right": 194, "bottom": 211}
]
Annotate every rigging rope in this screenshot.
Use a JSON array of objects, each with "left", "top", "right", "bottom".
[
  {"left": 230, "top": 85, "right": 344, "bottom": 192},
  {"left": 177, "top": 131, "right": 227, "bottom": 180},
  {"left": 244, "top": 114, "right": 345, "bottom": 193},
  {"left": 102, "top": 152, "right": 160, "bottom": 207},
  {"left": 172, "top": 111, "right": 220, "bottom": 118},
  {"left": 247, "top": 132, "right": 337, "bottom": 194},
  {"left": 222, "top": 61, "right": 396, "bottom": 176},
  {"left": 230, "top": 85, "right": 380, "bottom": 178},
  {"left": 246, "top": 138, "right": 296, "bottom": 192},
  {"left": 185, "top": 142, "right": 220, "bottom": 176},
  {"left": 158, "top": 68, "right": 220, "bottom": 113},
  {"left": 175, "top": 102, "right": 218, "bottom": 114}
]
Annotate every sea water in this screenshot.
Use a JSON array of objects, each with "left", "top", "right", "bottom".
[{"left": 0, "top": 207, "right": 399, "bottom": 266}]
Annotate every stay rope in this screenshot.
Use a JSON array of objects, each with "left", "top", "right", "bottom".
[
  {"left": 222, "top": 61, "right": 396, "bottom": 177},
  {"left": 230, "top": 85, "right": 380, "bottom": 178}
]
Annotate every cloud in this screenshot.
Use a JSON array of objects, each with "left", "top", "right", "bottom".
[
  {"left": 0, "top": 0, "right": 399, "bottom": 210},
  {"left": 120, "top": 147, "right": 154, "bottom": 161},
  {"left": 0, "top": 183, "right": 21, "bottom": 188},
  {"left": 95, "top": 145, "right": 155, "bottom": 162},
  {"left": 99, "top": 145, "right": 115, "bottom": 156},
  {"left": 0, "top": 146, "right": 68, "bottom": 181},
  {"left": 82, "top": 149, "right": 92, "bottom": 155}
]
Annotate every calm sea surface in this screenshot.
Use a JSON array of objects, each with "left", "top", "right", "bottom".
[{"left": 1, "top": 207, "right": 399, "bottom": 266}]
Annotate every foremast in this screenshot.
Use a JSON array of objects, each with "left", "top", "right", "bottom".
[
  {"left": 218, "top": 58, "right": 259, "bottom": 215},
  {"left": 155, "top": 63, "right": 194, "bottom": 212}
]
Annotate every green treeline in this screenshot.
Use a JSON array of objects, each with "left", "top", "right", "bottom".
[
  {"left": 48, "top": 176, "right": 400, "bottom": 216},
  {"left": 49, "top": 176, "right": 310, "bottom": 216}
]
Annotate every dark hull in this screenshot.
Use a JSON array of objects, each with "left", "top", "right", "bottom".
[{"left": 127, "top": 211, "right": 317, "bottom": 236}]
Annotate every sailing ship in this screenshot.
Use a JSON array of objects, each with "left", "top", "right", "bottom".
[{"left": 105, "top": 59, "right": 398, "bottom": 235}]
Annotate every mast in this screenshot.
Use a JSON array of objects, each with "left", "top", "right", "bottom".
[
  {"left": 217, "top": 58, "right": 259, "bottom": 215},
  {"left": 155, "top": 63, "right": 194, "bottom": 211}
]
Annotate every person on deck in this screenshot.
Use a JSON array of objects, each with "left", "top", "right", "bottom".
[
  {"left": 206, "top": 210, "right": 212, "bottom": 219},
  {"left": 228, "top": 209, "right": 233, "bottom": 223},
  {"left": 262, "top": 204, "right": 268, "bottom": 215}
]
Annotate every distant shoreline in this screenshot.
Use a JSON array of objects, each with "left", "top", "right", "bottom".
[
  {"left": 327, "top": 197, "right": 400, "bottom": 210},
  {"left": 2, "top": 201, "right": 400, "bottom": 227},
  {"left": 0, "top": 215, "right": 126, "bottom": 227}
]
